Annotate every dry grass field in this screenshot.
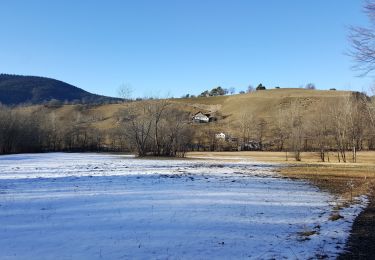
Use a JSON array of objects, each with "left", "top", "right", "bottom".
[
  {"left": 175, "top": 88, "right": 351, "bottom": 122},
  {"left": 187, "top": 151, "right": 375, "bottom": 199},
  {"left": 43, "top": 88, "right": 353, "bottom": 133}
]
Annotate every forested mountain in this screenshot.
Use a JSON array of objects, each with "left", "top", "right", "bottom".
[{"left": 0, "top": 74, "right": 120, "bottom": 105}]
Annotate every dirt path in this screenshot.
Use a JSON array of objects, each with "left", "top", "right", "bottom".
[{"left": 338, "top": 188, "right": 375, "bottom": 259}]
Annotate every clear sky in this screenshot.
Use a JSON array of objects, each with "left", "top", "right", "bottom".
[{"left": 0, "top": 0, "right": 373, "bottom": 98}]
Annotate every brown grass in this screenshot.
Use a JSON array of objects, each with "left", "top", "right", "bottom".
[
  {"left": 329, "top": 213, "right": 344, "bottom": 221},
  {"left": 32, "top": 88, "right": 353, "bottom": 132},
  {"left": 187, "top": 151, "right": 375, "bottom": 165},
  {"left": 187, "top": 151, "right": 375, "bottom": 201},
  {"left": 175, "top": 89, "right": 351, "bottom": 122}
]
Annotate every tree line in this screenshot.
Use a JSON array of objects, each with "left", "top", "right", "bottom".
[
  {"left": 115, "top": 100, "right": 193, "bottom": 157},
  {"left": 0, "top": 101, "right": 194, "bottom": 157},
  {"left": 0, "top": 92, "right": 374, "bottom": 161},
  {"left": 232, "top": 92, "right": 374, "bottom": 162},
  {"left": 0, "top": 105, "right": 106, "bottom": 154},
  {"left": 182, "top": 83, "right": 319, "bottom": 98}
]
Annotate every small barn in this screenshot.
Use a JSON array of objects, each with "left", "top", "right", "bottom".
[
  {"left": 215, "top": 132, "right": 226, "bottom": 140},
  {"left": 192, "top": 111, "right": 217, "bottom": 123}
]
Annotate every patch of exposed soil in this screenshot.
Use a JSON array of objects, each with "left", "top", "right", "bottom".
[
  {"left": 278, "top": 164, "right": 375, "bottom": 259},
  {"left": 338, "top": 188, "right": 375, "bottom": 259}
]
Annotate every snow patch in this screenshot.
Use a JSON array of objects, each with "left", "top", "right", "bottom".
[{"left": 0, "top": 153, "right": 366, "bottom": 259}]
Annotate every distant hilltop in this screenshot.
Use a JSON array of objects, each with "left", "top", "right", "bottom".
[{"left": 0, "top": 74, "right": 120, "bottom": 106}]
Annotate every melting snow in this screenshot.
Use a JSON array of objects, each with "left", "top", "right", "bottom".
[{"left": 0, "top": 153, "right": 367, "bottom": 259}]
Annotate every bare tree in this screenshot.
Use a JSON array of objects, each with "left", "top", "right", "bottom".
[
  {"left": 120, "top": 103, "right": 154, "bottom": 156},
  {"left": 247, "top": 85, "right": 255, "bottom": 93},
  {"left": 238, "top": 112, "right": 254, "bottom": 148},
  {"left": 202, "top": 125, "right": 219, "bottom": 151},
  {"left": 329, "top": 96, "right": 354, "bottom": 162},
  {"left": 349, "top": 0, "right": 375, "bottom": 76},
  {"left": 365, "top": 88, "right": 375, "bottom": 149},
  {"left": 254, "top": 118, "right": 267, "bottom": 150},
  {"left": 119, "top": 100, "right": 193, "bottom": 157},
  {"left": 309, "top": 101, "right": 333, "bottom": 162},
  {"left": 160, "top": 109, "right": 193, "bottom": 157},
  {"left": 347, "top": 93, "right": 369, "bottom": 162},
  {"left": 117, "top": 84, "right": 133, "bottom": 102},
  {"left": 0, "top": 106, "right": 45, "bottom": 154},
  {"left": 365, "top": 95, "right": 375, "bottom": 149},
  {"left": 366, "top": 86, "right": 375, "bottom": 128},
  {"left": 44, "top": 112, "right": 63, "bottom": 151},
  {"left": 285, "top": 101, "right": 305, "bottom": 161},
  {"left": 150, "top": 99, "right": 170, "bottom": 156},
  {"left": 305, "top": 83, "right": 316, "bottom": 90},
  {"left": 272, "top": 108, "right": 290, "bottom": 152},
  {"left": 108, "top": 127, "right": 129, "bottom": 151}
]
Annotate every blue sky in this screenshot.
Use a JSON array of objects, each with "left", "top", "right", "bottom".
[{"left": 0, "top": 0, "right": 373, "bottom": 98}]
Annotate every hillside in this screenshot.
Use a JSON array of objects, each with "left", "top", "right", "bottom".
[
  {"left": 5, "top": 87, "right": 367, "bottom": 154},
  {"left": 175, "top": 88, "right": 351, "bottom": 121},
  {"left": 48, "top": 88, "right": 352, "bottom": 133},
  {"left": 0, "top": 74, "right": 120, "bottom": 105}
]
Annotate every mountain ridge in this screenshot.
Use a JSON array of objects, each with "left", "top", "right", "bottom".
[{"left": 0, "top": 74, "right": 120, "bottom": 105}]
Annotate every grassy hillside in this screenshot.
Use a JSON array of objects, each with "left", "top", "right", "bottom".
[
  {"left": 176, "top": 88, "right": 350, "bottom": 119},
  {"left": 173, "top": 88, "right": 352, "bottom": 135},
  {"left": 0, "top": 74, "right": 120, "bottom": 105},
  {"left": 6, "top": 87, "right": 361, "bottom": 154},
  {"left": 47, "top": 88, "right": 352, "bottom": 135}
]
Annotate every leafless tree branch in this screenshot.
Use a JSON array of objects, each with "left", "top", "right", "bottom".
[{"left": 349, "top": 0, "right": 375, "bottom": 76}]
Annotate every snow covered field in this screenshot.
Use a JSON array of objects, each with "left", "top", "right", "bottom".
[{"left": 0, "top": 153, "right": 367, "bottom": 259}]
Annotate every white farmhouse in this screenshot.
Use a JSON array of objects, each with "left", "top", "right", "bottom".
[
  {"left": 215, "top": 132, "right": 226, "bottom": 140},
  {"left": 192, "top": 112, "right": 210, "bottom": 123}
]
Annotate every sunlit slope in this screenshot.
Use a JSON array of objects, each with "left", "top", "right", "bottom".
[
  {"left": 49, "top": 88, "right": 352, "bottom": 131},
  {"left": 175, "top": 88, "right": 351, "bottom": 122}
]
